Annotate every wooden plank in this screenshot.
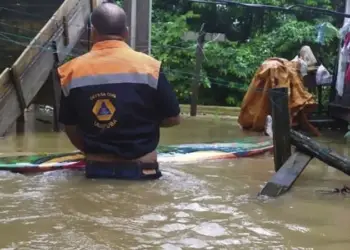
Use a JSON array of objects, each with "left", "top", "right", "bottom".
[
  {"left": 259, "top": 151, "right": 313, "bottom": 197},
  {"left": 56, "top": 0, "right": 92, "bottom": 61},
  {"left": 8, "top": 68, "right": 26, "bottom": 110},
  {"left": 14, "top": 0, "right": 91, "bottom": 106},
  {"left": 11, "top": 17, "right": 56, "bottom": 78},
  {"left": 9, "top": 68, "right": 26, "bottom": 134},
  {"left": 0, "top": 0, "right": 104, "bottom": 135},
  {"left": 328, "top": 102, "right": 350, "bottom": 122},
  {"left": 290, "top": 129, "right": 350, "bottom": 175},
  {"left": 11, "top": 0, "right": 87, "bottom": 107},
  {"left": 18, "top": 47, "right": 56, "bottom": 106},
  {"left": 0, "top": 68, "right": 22, "bottom": 135},
  {"left": 12, "top": 0, "right": 88, "bottom": 75}
]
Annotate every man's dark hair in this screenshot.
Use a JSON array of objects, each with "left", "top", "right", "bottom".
[{"left": 90, "top": 2, "right": 127, "bottom": 36}]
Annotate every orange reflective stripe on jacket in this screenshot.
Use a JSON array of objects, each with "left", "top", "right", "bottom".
[{"left": 57, "top": 40, "right": 161, "bottom": 96}]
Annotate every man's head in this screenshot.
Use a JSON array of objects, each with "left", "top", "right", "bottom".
[{"left": 90, "top": 2, "right": 128, "bottom": 42}]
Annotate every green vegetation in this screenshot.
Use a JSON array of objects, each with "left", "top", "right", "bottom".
[
  {"left": 148, "top": 0, "right": 343, "bottom": 106},
  {"left": 0, "top": 0, "right": 344, "bottom": 108}
]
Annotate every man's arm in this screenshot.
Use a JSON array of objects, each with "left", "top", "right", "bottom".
[
  {"left": 156, "top": 68, "right": 181, "bottom": 127},
  {"left": 59, "top": 92, "right": 85, "bottom": 152}
]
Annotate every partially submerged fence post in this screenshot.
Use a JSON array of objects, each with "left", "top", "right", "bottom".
[
  {"left": 259, "top": 87, "right": 310, "bottom": 198},
  {"left": 190, "top": 24, "right": 205, "bottom": 116},
  {"left": 270, "top": 87, "right": 291, "bottom": 171}
]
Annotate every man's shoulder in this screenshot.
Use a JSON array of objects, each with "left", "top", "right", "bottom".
[
  {"left": 59, "top": 52, "right": 93, "bottom": 70},
  {"left": 58, "top": 52, "right": 94, "bottom": 87},
  {"left": 131, "top": 50, "right": 161, "bottom": 66},
  {"left": 124, "top": 50, "right": 162, "bottom": 80}
]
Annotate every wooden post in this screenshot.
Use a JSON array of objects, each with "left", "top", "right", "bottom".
[
  {"left": 51, "top": 41, "right": 61, "bottom": 132},
  {"left": 270, "top": 87, "right": 291, "bottom": 171},
  {"left": 123, "top": 0, "right": 152, "bottom": 54},
  {"left": 190, "top": 24, "right": 205, "bottom": 116},
  {"left": 87, "top": 0, "right": 94, "bottom": 51},
  {"left": 62, "top": 16, "right": 70, "bottom": 46},
  {"left": 16, "top": 115, "right": 25, "bottom": 134},
  {"left": 260, "top": 88, "right": 311, "bottom": 198}
]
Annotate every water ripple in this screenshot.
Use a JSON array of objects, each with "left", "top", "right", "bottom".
[{"left": 0, "top": 157, "right": 347, "bottom": 249}]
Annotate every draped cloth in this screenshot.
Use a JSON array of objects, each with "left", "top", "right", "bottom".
[{"left": 238, "top": 57, "right": 317, "bottom": 132}]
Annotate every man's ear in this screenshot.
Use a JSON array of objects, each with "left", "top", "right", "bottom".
[
  {"left": 124, "top": 26, "right": 129, "bottom": 41},
  {"left": 125, "top": 26, "right": 129, "bottom": 37},
  {"left": 91, "top": 27, "right": 99, "bottom": 44}
]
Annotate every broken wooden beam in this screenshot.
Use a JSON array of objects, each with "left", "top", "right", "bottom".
[
  {"left": 269, "top": 87, "right": 291, "bottom": 171},
  {"left": 259, "top": 151, "right": 313, "bottom": 197},
  {"left": 290, "top": 129, "right": 350, "bottom": 175}
]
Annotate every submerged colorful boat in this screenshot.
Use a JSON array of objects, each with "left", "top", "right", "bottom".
[{"left": 0, "top": 136, "right": 273, "bottom": 174}]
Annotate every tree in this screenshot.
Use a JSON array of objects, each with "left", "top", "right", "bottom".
[{"left": 151, "top": 0, "right": 341, "bottom": 106}]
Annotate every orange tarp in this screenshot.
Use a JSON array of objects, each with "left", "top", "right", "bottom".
[{"left": 238, "top": 57, "right": 316, "bottom": 131}]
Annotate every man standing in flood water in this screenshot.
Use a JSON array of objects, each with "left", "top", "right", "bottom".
[{"left": 57, "top": 2, "right": 181, "bottom": 180}]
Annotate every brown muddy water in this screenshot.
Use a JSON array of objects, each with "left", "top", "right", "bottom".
[{"left": 0, "top": 112, "right": 350, "bottom": 249}]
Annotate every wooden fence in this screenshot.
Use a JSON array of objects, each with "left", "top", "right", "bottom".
[{"left": 0, "top": 0, "right": 103, "bottom": 135}]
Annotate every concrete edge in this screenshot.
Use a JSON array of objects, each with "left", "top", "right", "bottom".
[{"left": 179, "top": 104, "right": 241, "bottom": 116}]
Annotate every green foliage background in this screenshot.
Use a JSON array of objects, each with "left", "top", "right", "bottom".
[
  {"left": 0, "top": 0, "right": 344, "bottom": 107},
  {"left": 146, "top": 0, "right": 344, "bottom": 106}
]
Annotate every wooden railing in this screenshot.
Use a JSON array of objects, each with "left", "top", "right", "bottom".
[{"left": 0, "top": 0, "right": 102, "bottom": 135}]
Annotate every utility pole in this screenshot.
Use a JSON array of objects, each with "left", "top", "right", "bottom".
[
  {"left": 123, "top": 0, "right": 152, "bottom": 54},
  {"left": 190, "top": 24, "right": 206, "bottom": 116}
]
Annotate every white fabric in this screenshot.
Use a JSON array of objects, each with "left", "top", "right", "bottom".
[
  {"left": 265, "top": 115, "right": 273, "bottom": 138},
  {"left": 291, "top": 56, "right": 308, "bottom": 77},
  {"left": 336, "top": 44, "right": 349, "bottom": 96},
  {"left": 316, "top": 64, "right": 333, "bottom": 86},
  {"left": 340, "top": 20, "right": 350, "bottom": 40}
]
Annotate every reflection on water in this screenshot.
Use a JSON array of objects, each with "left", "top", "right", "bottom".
[{"left": 1, "top": 114, "right": 350, "bottom": 249}]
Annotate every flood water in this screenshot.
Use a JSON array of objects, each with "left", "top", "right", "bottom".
[{"left": 0, "top": 113, "right": 350, "bottom": 249}]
